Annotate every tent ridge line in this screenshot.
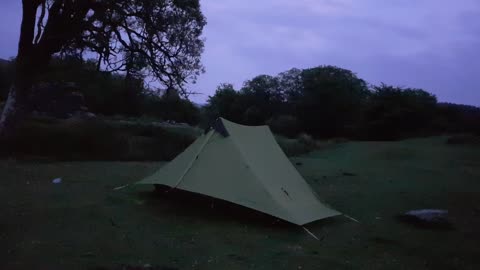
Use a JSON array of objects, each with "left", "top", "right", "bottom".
[{"left": 170, "top": 130, "right": 215, "bottom": 190}]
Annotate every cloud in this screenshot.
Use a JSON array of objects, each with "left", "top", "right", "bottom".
[{"left": 191, "top": 0, "right": 480, "bottom": 105}]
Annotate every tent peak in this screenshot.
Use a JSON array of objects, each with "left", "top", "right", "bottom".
[{"left": 204, "top": 117, "right": 229, "bottom": 137}]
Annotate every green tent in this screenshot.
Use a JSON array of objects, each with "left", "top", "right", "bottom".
[{"left": 137, "top": 118, "right": 340, "bottom": 225}]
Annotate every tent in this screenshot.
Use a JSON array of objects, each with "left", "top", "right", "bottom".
[{"left": 136, "top": 117, "right": 341, "bottom": 225}]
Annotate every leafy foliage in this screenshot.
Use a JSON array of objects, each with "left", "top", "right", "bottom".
[
  {"left": 240, "top": 75, "right": 285, "bottom": 124},
  {"left": 296, "top": 66, "right": 369, "bottom": 137},
  {"left": 5, "top": 56, "right": 201, "bottom": 124},
  {"left": 0, "top": 117, "right": 196, "bottom": 161},
  {"left": 143, "top": 90, "right": 201, "bottom": 125},
  {"left": 266, "top": 115, "right": 300, "bottom": 138},
  {"left": 205, "top": 66, "right": 479, "bottom": 140},
  {"left": 20, "top": 0, "right": 206, "bottom": 94},
  {"left": 204, "top": 83, "right": 244, "bottom": 123},
  {"left": 363, "top": 84, "right": 438, "bottom": 140}
]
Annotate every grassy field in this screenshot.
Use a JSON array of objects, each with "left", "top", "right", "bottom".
[{"left": 1, "top": 137, "right": 479, "bottom": 269}]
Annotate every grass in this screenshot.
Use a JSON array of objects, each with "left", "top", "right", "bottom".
[{"left": 1, "top": 137, "right": 480, "bottom": 269}]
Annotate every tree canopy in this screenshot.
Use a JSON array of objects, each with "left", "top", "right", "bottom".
[
  {"left": 204, "top": 65, "right": 479, "bottom": 140},
  {"left": 20, "top": 0, "right": 206, "bottom": 93},
  {"left": 0, "top": 0, "right": 206, "bottom": 136}
]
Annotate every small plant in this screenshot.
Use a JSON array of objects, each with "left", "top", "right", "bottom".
[{"left": 297, "top": 133, "right": 316, "bottom": 147}]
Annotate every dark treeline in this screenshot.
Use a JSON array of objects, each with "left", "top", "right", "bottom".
[
  {"left": 0, "top": 56, "right": 201, "bottom": 125},
  {"left": 1, "top": 59, "right": 479, "bottom": 141},
  {"left": 205, "top": 66, "right": 480, "bottom": 140}
]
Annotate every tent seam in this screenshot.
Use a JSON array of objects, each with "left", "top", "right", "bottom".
[{"left": 226, "top": 125, "right": 298, "bottom": 224}]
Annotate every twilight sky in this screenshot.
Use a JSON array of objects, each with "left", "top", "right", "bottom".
[{"left": 1, "top": 0, "right": 479, "bottom": 105}]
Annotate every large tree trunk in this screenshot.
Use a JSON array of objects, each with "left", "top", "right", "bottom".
[
  {"left": 0, "top": 84, "right": 30, "bottom": 138},
  {"left": 0, "top": 1, "right": 42, "bottom": 138}
]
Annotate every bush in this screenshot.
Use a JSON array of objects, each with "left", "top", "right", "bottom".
[
  {"left": 329, "top": 137, "right": 349, "bottom": 144},
  {"left": 143, "top": 91, "right": 201, "bottom": 125},
  {"left": 275, "top": 133, "right": 323, "bottom": 157},
  {"left": 297, "top": 133, "right": 316, "bottom": 147},
  {"left": 275, "top": 136, "right": 312, "bottom": 157},
  {"left": 446, "top": 134, "right": 480, "bottom": 145},
  {"left": 0, "top": 117, "right": 197, "bottom": 161},
  {"left": 266, "top": 115, "right": 300, "bottom": 138},
  {"left": 0, "top": 118, "right": 125, "bottom": 160}
]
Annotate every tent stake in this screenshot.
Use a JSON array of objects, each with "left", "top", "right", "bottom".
[
  {"left": 302, "top": 226, "right": 320, "bottom": 240},
  {"left": 344, "top": 214, "right": 360, "bottom": 223},
  {"left": 113, "top": 184, "right": 130, "bottom": 190}
]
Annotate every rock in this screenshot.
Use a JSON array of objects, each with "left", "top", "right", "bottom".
[
  {"left": 405, "top": 209, "right": 448, "bottom": 221},
  {"left": 52, "top": 178, "right": 62, "bottom": 184},
  {"left": 397, "top": 209, "right": 453, "bottom": 230}
]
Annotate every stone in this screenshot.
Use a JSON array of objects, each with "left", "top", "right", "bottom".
[{"left": 397, "top": 209, "right": 453, "bottom": 230}]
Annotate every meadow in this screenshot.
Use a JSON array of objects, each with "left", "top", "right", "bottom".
[{"left": 1, "top": 136, "right": 479, "bottom": 269}]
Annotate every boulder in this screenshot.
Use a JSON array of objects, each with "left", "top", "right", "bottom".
[{"left": 397, "top": 209, "right": 453, "bottom": 230}]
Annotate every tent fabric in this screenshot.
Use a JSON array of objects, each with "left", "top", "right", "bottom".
[{"left": 137, "top": 118, "right": 341, "bottom": 225}]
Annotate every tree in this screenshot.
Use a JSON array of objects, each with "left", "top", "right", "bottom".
[
  {"left": 143, "top": 89, "right": 201, "bottom": 125},
  {"left": 0, "top": 0, "right": 206, "bottom": 137},
  {"left": 295, "top": 65, "right": 369, "bottom": 137},
  {"left": 277, "top": 68, "right": 303, "bottom": 102},
  {"left": 240, "top": 75, "right": 285, "bottom": 124},
  {"left": 123, "top": 50, "right": 148, "bottom": 116},
  {"left": 205, "top": 83, "right": 245, "bottom": 123},
  {"left": 364, "top": 84, "right": 438, "bottom": 139}
]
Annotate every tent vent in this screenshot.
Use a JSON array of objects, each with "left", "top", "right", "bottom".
[
  {"left": 205, "top": 118, "right": 229, "bottom": 137},
  {"left": 281, "top": 187, "right": 292, "bottom": 200}
]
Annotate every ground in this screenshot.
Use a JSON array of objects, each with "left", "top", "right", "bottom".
[{"left": 1, "top": 137, "right": 479, "bottom": 270}]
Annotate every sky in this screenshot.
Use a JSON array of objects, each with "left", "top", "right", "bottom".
[{"left": 1, "top": 0, "right": 479, "bottom": 105}]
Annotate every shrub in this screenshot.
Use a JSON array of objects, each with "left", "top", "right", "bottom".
[
  {"left": 0, "top": 117, "right": 197, "bottom": 161},
  {"left": 143, "top": 91, "right": 201, "bottom": 125},
  {"left": 446, "top": 134, "right": 480, "bottom": 145},
  {"left": 330, "top": 137, "right": 349, "bottom": 144},
  {"left": 0, "top": 118, "right": 125, "bottom": 160},
  {"left": 297, "top": 133, "right": 316, "bottom": 147},
  {"left": 275, "top": 136, "right": 311, "bottom": 157},
  {"left": 275, "top": 133, "right": 322, "bottom": 157},
  {"left": 267, "top": 115, "right": 300, "bottom": 138}
]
